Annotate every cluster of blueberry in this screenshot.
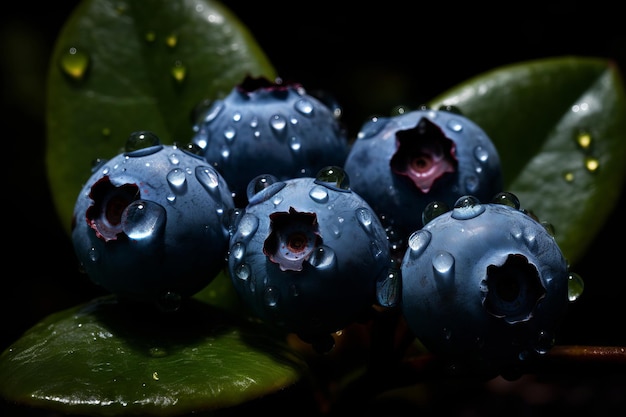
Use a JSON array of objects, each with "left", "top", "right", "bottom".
[{"left": 71, "top": 76, "right": 576, "bottom": 373}]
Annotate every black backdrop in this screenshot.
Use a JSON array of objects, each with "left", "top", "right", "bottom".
[{"left": 3, "top": 0, "right": 626, "bottom": 364}]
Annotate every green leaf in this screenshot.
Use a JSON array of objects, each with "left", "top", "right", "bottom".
[
  {"left": 0, "top": 296, "right": 307, "bottom": 416},
  {"left": 46, "top": 0, "right": 276, "bottom": 234},
  {"left": 428, "top": 56, "right": 626, "bottom": 265}
]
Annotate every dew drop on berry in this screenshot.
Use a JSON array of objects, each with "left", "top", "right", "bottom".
[
  {"left": 492, "top": 191, "right": 521, "bottom": 209},
  {"left": 567, "top": 272, "right": 584, "bottom": 302},
  {"left": 59, "top": 46, "right": 90, "bottom": 82},
  {"left": 451, "top": 195, "right": 485, "bottom": 219},
  {"left": 264, "top": 286, "right": 279, "bottom": 308},
  {"left": 231, "top": 242, "right": 245, "bottom": 261},
  {"left": 236, "top": 213, "right": 260, "bottom": 241},
  {"left": 235, "top": 262, "right": 251, "bottom": 281},
  {"left": 223, "top": 126, "right": 236, "bottom": 142},
  {"left": 357, "top": 117, "right": 388, "bottom": 140},
  {"left": 432, "top": 251, "right": 455, "bottom": 281},
  {"left": 465, "top": 174, "right": 479, "bottom": 193},
  {"left": 407, "top": 230, "right": 432, "bottom": 259},
  {"left": 270, "top": 114, "right": 288, "bottom": 134},
  {"left": 533, "top": 329, "right": 555, "bottom": 355},
  {"left": 125, "top": 131, "right": 161, "bottom": 152},
  {"left": 422, "top": 201, "right": 449, "bottom": 224},
  {"left": 356, "top": 207, "right": 373, "bottom": 229},
  {"left": 289, "top": 136, "right": 302, "bottom": 151},
  {"left": 294, "top": 98, "right": 314, "bottom": 116},
  {"left": 309, "top": 186, "right": 329, "bottom": 203},
  {"left": 195, "top": 166, "right": 220, "bottom": 195},
  {"left": 88, "top": 246, "right": 99, "bottom": 263},
  {"left": 474, "top": 145, "right": 490, "bottom": 163},
  {"left": 123, "top": 200, "right": 166, "bottom": 240},
  {"left": 166, "top": 168, "right": 187, "bottom": 193},
  {"left": 308, "top": 246, "right": 336, "bottom": 270},
  {"left": 376, "top": 262, "right": 400, "bottom": 308},
  {"left": 315, "top": 166, "right": 350, "bottom": 190},
  {"left": 446, "top": 119, "right": 463, "bottom": 132}
]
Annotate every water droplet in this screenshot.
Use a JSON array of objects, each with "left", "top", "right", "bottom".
[
  {"left": 289, "top": 136, "right": 301, "bottom": 151},
  {"left": 474, "top": 145, "right": 489, "bottom": 162},
  {"left": 223, "top": 126, "right": 236, "bottom": 142},
  {"left": 408, "top": 230, "right": 432, "bottom": 259},
  {"left": 584, "top": 156, "right": 599, "bottom": 173},
  {"left": 263, "top": 286, "right": 280, "bottom": 308},
  {"left": 88, "top": 247, "right": 99, "bottom": 263},
  {"left": 422, "top": 201, "right": 449, "bottom": 225},
  {"left": 357, "top": 116, "right": 389, "bottom": 140},
  {"left": 270, "top": 114, "right": 287, "bottom": 134},
  {"left": 171, "top": 60, "right": 186, "bottom": 83},
  {"left": 464, "top": 174, "right": 479, "bottom": 193},
  {"left": 195, "top": 166, "right": 220, "bottom": 196},
  {"left": 202, "top": 102, "right": 224, "bottom": 124},
  {"left": 309, "top": 186, "right": 329, "bottom": 203},
  {"left": 125, "top": 131, "right": 161, "bottom": 152},
  {"left": 59, "top": 47, "right": 90, "bottom": 81},
  {"left": 294, "top": 98, "right": 314, "bottom": 116},
  {"left": 232, "top": 112, "right": 242, "bottom": 122},
  {"left": 235, "top": 263, "right": 251, "bottom": 281},
  {"left": 491, "top": 191, "right": 520, "bottom": 209},
  {"left": 443, "top": 327, "right": 452, "bottom": 340},
  {"left": 123, "top": 200, "right": 167, "bottom": 241},
  {"left": 439, "top": 105, "right": 463, "bottom": 115},
  {"left": 308, "top": 246, "right": 336, "bottom": 269},
  {"left": 315, "top": 166, "right": 350, "bottom": 191},
  {"left": 157, "top": 292, "right": 182, "bottom": 312},
  {"left": 563, "top": 171, "right": 575, "bottom": 183},
  {"left": 230, "top": 242, "right": 245, "bottom": 261},
  {"left": 575, "top": 129, "right": 593, "bottom": 151},
  {"left": 533, "top": 330, "right": 555, "bottom": 355},
  {"left": 451, "top": 195, "right": 485, "bottom": 219},
  {"left": 541, "top": 221, "right": 555, "bottom": 237},
  {"left": 356, "top": 207, "right": 373, "bottom": 230},
  {"left": 152, "top": 372, "right": 160, "bottom": 381},
  {"left": 446, "top": 119, "right": 463, "bottom": 132},
  {"left": 235, "top": 213, "right": 259, "bottom": 241},
  {"left": 247, "top": 177, "right": 285, "bottom": 205},
  {"left": 166, "top": 168, "right": 187, "bottom": 193},
  {"left": 376, "top": 261, "right": 400, "bottom": 308},
  {"left": 567, "top": 272, "right": 584, "bottom": 302},
  {"left": 432, "top": 251, "right": 455, "bottom": 280},
  {"left": 165, "top": 33, "right": 178, "bottom": 48}
]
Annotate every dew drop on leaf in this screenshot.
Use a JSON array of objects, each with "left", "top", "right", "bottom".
[{"left": 59, "top": 46, "right": 90, "bottom": 82}]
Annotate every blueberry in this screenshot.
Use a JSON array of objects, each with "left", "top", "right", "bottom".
[
  {"left": 398, "top": 193, "right": 575, "bottom": 376},
  {"left": 343, "top": 107, "right": 503, "bottom": 257},
  {"left": 71, "top": 131, "right": 235, "bottom": 310},
  {"left": 227, "top": 167, "right": 392, "bottom": 352},
  {"left": 191, "top": 76, "right": 350, "bottom": 208}
]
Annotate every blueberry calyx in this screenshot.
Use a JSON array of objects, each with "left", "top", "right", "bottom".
[{"left": 390, "top": 117, "right": 458, "bottom": 193}]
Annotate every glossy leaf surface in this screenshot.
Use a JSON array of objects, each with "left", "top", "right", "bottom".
[
  {"left": 0, "top": 296, "right": 307, "bottom": 416},
  {"left": 46, "top": 0, "right": 276, "bottom": 234},
  {"left": 429, "top": 56, "right": 626, "bottom": 264}
]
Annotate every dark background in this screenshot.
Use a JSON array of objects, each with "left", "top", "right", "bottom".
[{"left": 2, "top": 1, "right": 626, "bottom": 414}]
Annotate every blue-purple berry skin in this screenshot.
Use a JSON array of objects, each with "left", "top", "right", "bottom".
[
  {"left": 191, "top": 76, "right": 350, "bottom": 208},
  {"left": 228, "top": 172, "right": 391, "bottom": 342},
  {"left": 399, "top": 196, "right": 569, "bottom": 368},
  {"left": 344, "top": 108, "right": 503, "bottom": 250},
  {"left": 71, "top": 140, "right": 235, "bottom": 307}
]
